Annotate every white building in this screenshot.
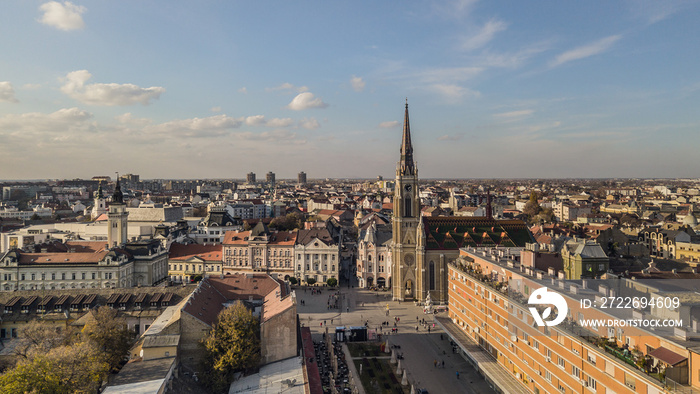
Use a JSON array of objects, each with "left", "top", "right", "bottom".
[{"left": 294, "top": 228, "right": 340, "bottom": 285}]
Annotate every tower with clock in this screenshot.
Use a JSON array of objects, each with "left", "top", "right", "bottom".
[{"left": 391, "top": 100, "right": 422, "bottom": 301}]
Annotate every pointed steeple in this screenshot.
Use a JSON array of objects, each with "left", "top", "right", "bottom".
[
  {"left": 399, "top": 99, "right": 415, "bottom": 176},
  {"left": 96, "top": 181, "right": 104, "bottom": 199},
  {"left": 112, "top": 177, "right": 124, "bottom": 204}
]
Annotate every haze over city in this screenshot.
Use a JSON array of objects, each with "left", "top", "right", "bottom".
[{"left": 1, "top": 1, "right": 699, "bottom": 179}]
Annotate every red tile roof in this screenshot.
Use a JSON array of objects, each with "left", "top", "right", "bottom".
[{"left": 168, "top": 243, "right": 222, "bottom": 261}]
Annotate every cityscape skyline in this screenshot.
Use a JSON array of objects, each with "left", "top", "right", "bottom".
[{"left": 1, "top": 1, "right": 700, "bottom": 180}]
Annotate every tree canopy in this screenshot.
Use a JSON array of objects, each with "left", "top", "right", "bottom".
[
  {"left": 269, "top": 212, "right": 305, "bottom": 231},
  {"left": 0, "top": 306, "right": 132, "bottom": 393},
  {"left": 201, "top": 301, "right": 261, "bottom": 391}
]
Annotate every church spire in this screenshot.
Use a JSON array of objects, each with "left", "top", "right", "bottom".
[
  {"left": 112, "top": 176, "right": 124, "bottom": 204},
  {"left": 399, "top": 99, "right": 415, "bottom": 176}
]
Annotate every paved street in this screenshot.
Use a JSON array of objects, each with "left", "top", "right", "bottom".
[{"left": 296, "top": 286, "right": 496, "bottom": 393}]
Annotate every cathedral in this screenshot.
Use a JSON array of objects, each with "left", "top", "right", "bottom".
[{"left": 391, "top": 102, "right": 534, "bottom": 304}]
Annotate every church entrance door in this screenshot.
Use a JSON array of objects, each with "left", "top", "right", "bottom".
[{"left": 404, "top": 279, "right": 414, "bottom": 299}]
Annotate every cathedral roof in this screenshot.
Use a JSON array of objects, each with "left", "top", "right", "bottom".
[{"left": 422, "top": 216, "right": 534, "bottom": 250}]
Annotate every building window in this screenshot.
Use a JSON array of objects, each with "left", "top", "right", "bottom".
[{"left": 429, "top": 261, "right": 435, "bottom": 291}]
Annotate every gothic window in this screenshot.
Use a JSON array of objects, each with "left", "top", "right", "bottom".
[
  {"left": 429, "top": 261, "right": 435, "bottom": 291},
  {"left": 404, "top": 196, "right": 412, "bottom": 217}
]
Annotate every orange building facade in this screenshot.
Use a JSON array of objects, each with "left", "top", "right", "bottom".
[{"left": 445, "top": 247, "right": 699, "bottom": 393}]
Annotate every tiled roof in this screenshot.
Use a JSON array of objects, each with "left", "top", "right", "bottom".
[
  {"left": 422, "top": 217, "right": 533, "bottom": 250},
  {"left": 168, "top": 243, "right": 222, "bottom": 261},
  {"left": 296, "top": 228, "right": 335, "bottom": 246}
]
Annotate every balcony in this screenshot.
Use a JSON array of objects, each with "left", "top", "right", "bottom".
[{"left": 449, "top": 260, "right": 676, "bottom": 391}]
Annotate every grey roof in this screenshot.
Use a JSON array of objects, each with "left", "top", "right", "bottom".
[{"left": 142, "top": 334, "right": 180, "bottom": 348}]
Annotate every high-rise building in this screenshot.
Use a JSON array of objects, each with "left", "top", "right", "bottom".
[
  {"left": 266, "top": 172, "right": 275, "bottom": 185},
  {"left": 246, "top": 172, "right": 256, "bottom": 184},
  {"left": 298, "top": 171, "right": 307, "bottom": 185}
]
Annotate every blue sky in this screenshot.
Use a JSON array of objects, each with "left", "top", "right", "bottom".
[{"left": 1, "top": 0, "right": 699, "bottom": 180}]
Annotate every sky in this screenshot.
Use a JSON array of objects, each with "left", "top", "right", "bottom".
[{"left": 1, "top": 1, "right": 700, "bottom": 180}]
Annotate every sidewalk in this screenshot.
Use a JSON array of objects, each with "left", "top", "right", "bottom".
[{"left": 435, "top": 316, "right": 530, "bottom": 394}]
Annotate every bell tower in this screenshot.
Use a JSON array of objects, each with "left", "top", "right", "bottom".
[
  {"left": 392, "top": 100, "right": 421, "bottom": 301},
  {"left": 108, "top": 177, "right": 129, "bottom": 247}
]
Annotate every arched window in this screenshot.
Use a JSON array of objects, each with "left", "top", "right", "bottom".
[
  {"left": 404, "top": 196, "right": 412, "bottom": 217},
  {"left": 429, "top": 261, "right": 435, "bottom": 291}
]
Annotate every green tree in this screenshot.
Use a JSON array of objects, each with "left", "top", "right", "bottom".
[
  {"left": 326, "top": 277, "right": 338, "bottom": 287},
  {"left": 81, "top": 306, "right": 134, "bottom": 370},
  {"left": 288, "top": 277, "right": 298, "bottom": 285},
  {"left": 202, "top": 301, "right": 261, "bottom": 391},
  {"left": 306, "top": 277, "right": 317, "bottom": 286}
]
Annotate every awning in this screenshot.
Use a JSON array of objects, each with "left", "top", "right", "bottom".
[{"left": 648, "top": 346, "right": 687, "bottom": 366}]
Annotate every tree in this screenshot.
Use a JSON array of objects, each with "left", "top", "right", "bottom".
[
  {"left": 288, "top": 277, "right": 298, "bottom": 285},
  {"left": 14, "top": 320, "right": 76, "bottom": 360},
  {"left": 306, "top": 277, "right": 317, "bottom": 286},
  {"left": 326, "top": 277, "right": 337, "bottom": 287},
  {"left": 269, "top": 213, "right": 305, "bottom": 231},
  {"left": 202, "top": 301, "right": 260, "bottom": 391},
  {"left": 0, "top": 339, "right": 108, "bottom": 393},
  {"left": 523, "top": 191, "right": 542, "bottom": 223},
  {"left": 81, "top": 306, "right": 133, "bottom": 370}
]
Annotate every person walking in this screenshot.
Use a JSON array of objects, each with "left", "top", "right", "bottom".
[{"left": 456, "top": 371, "right": 460, "bottom": 379}]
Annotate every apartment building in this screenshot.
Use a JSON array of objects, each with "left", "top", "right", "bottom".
[
  {"left": 444, "top": 247, "right": 698, "bottom": 393},
  {"left": 168, "top": 243, "right": 222, "bottom": 283}
]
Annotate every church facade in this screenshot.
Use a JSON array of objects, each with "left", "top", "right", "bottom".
[{"left": 391, "top": 102, "right": 534, "bottom": 304}]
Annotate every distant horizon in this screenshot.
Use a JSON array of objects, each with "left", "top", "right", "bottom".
[{"left": 2, "top": 176, "right": 699, "bottom": 184}]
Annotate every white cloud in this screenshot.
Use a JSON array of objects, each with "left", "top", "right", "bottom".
[
  {"left": 238, "top": 87, "right": 248, "bottom": 94},
  {"left": 461, "top": 19, "right": 508, "bottom": 51},
  {"left": 61, "top": 70, "right": 165, "bottom": 106},
  {"left": 351, "top": 75, "right": 366, "bottom": 92},
  {"left": 0, "top": 82, "right": 18, "bottom": 103},
  {"left": 379, "top": 121, "right": 400, "bottom": 128},
  {"left": 22, "top": 83, "right": 42, "bottom": 90},
  {"left": 0, "top": 107, "right": 92, "bottom": 135},
  {"left": 244, "top": 115, "right": 294, "bottom": 127},
  {"left": 494, "top": 109, "right": 534, "bottom": 118},
  {"left": 550, "top": 35, "right": 622, "bottom": 67},
  {"left": 299, "top": 117, "right": 320, "bottom": 130},
  {"left": 268, "top": 83, "right": 309, "bottom": 93},
  {"left": 245, "top": 115, "right": 266, "bottom": 126},
  {"left": 211, "top": 106, "right": 222, "bottom": 113},
  {"left": 146, "top": 114, "right": 243, "bottom": 137},
  {"left": 115, "top": 113, "right": 151, "bottom": 126},
  {"left": 38, "top": 1, "right": 86, "bottom": 31},
  {"left": 287, "top": 92, "right": 328, "bottom": 110},
  {"left": 266, "top": 117, "right": 294, "bottom": 128}
]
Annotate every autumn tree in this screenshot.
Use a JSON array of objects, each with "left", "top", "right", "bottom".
[
  {"left": 202, "top": 301, "right": 260, "bottom": 391},
  {"left": 81, "top": 306, "right": 134, "bottom": 370},
  {"left": 269, "top": 212, "right": 305, "bottom": 231},
  {"left": 0, "top": 337, "right": 108, "bottom": 393},
  {"left": 14, "top": 320, "right": 76, "bottom": 360}
]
